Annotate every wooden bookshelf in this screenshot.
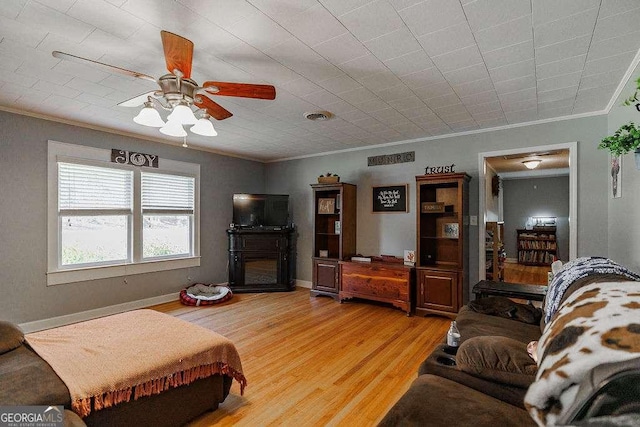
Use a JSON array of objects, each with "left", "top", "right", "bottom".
[
  {"left": 415, "top": 173, "right": 470, "bottom": 318},
  {"left": 310, "top": 183, "right": 357, "bottom": 300},
  {"left": 516, "top": 226, "right": 557, "bottom": 266}
]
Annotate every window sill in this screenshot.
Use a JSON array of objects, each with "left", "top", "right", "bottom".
[{"left": 46, "top": 257, "right": 201, "bottom": 286}]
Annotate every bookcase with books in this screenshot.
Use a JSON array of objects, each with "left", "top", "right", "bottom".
[{"left": 517, "top": 227, "right": 557, "bottom": 266}]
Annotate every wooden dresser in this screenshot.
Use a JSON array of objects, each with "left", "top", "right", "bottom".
[{"left": 339, "top": 260, "right": 414, "bottom": 315}]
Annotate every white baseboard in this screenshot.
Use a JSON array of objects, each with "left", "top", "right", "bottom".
[
  {"left": 19, "top": 292, "right": 180, "bottom": 333},
  {"left": 295, "top": 279, "right": 312, "bottom": 289}
]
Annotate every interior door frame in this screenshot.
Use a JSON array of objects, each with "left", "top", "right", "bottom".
[{"left": 477, "top": 142, "right": 578, "bottom": 281}]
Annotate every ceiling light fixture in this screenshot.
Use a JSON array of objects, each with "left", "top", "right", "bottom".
[
  {"left": 190, "top": 113, "right": 217, "bottom": 136},
  {"left": 167, "top": 101, "right": 197, "bottom": 125},
  {"left": 133, "top": 101, "right": 165, "bottom": 127},
  {"left": 134, "top": 97, "right": 217, "bottom": 138},
  {"left": 159, "top": 119, "right": 187, "bottom": 137},
  {"left": 522, "top": 159, "right": 542, "bottom": 169}
]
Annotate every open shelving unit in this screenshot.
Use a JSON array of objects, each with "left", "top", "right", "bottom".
[
  {"left": 310, "top": 182, "right": 356, "bottom": 300},
  {"left": 415, "top": 173, "right": 470, "bottom": 318}
]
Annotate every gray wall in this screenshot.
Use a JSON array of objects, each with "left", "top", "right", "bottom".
[
  {"left": 607, "top": 61, "right": 640, "bottom": 272},
  {"left": 502, "top": 176, "right": 570, "bottom": 262},
  {"left": 266, "top": 115, "right": 610, "bottom": 298},
  {"left": 0, "top": 111, "right": 264, "bottom": 323}
]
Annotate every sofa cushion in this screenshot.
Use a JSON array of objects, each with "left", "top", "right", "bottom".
[
  {"left": 456, "top": 336, "right": 537, "bottom": 388},
  {"left": 456, "top": 306, "right": 542, "bottom": 345},
  {"left": 378, "top": 374, "right": 536, "bottom": 427},
  {"left": 0, "top": 320, "right": 24, "bottom": 354},
  {"left": 469, "top": 297, "right": 542, "bottom": 325},
  {"left": 0, "top": 344, "right": 70, "bottom": 406},
  {"left": 419, "top": 344, "right": 531, "bottom": 408}
]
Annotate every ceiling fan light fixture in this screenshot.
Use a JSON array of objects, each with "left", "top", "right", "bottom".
[
  {"left": 133, "top": 103, "right": 165, "bottom": 127},
  {"left": 523, "top": 159, "right": 542, "bottom": 169},
  {"left": 167, "top": 103, "right": 197, "bottom": 125},
  {"left": 190, "top": 117, "right": 217, "bottom": 136},
  {"left": 159, "top": 120, "right": 187, "bottom": 137}
]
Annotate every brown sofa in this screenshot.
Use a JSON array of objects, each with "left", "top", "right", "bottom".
[
  {"left": 0, "top": 319, "right": 233, "bottom": 427},
  {"left": 380, "top": 268, "right": 640, "bottom": 426},
  {"left": 381, "top": 300, "right": 540, "bottom": 426}
]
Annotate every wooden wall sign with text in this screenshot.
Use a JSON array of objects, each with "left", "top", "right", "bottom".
[
  {"left": 368, "top": 151, "right": 415, "bottom": 166},
  {"left": 111, "top": 149, "right": 159, "bottom": 168},
  {"left": 424, "top": 164, "right": 455, "bottom": 174}
]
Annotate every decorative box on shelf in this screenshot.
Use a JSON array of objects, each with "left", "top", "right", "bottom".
[{"left": 317, "top": 174, "right": 340, "bottom": 184}]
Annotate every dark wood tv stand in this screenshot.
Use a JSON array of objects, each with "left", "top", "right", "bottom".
[{"left": 227, "top": 228, "right": 296, "bottom": 292}]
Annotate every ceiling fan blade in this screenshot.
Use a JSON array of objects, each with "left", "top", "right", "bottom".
[
  {"left": 160, "top": 30, "right": 193, "bottom": 78},
  {"left": 194, "top": 95, "right": 233, "bottom": 120},
  {"left": 52, "top": 51, "right": 157, "bottom": 83},
  {"left": 118, "top": 91, "right": 160, "bottom": 107},
  {"left": 202, "top": 81, "right": 276, "bottom": 100}
]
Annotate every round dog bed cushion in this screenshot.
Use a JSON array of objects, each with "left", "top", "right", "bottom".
[{"left": 180, "top": 283, "right": 233, "bottom": 306}]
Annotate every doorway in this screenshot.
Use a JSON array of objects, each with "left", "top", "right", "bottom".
[{"left": 477, "top": 142, "right": 577, "bottom": 285}]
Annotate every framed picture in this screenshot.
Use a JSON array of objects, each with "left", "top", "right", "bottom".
[
  {"left": 318, "top": 198, "right": 335, "bottom": 214},
  {"left": 372, "top": 184, "right": 408, "bottom": 213},
  {"left": 443, "top": 223, "right": 459, "bottom": 238}
]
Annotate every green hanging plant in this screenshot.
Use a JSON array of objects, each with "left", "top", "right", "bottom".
[
  {"left": 598, "top": 122, "right": 640, "bottom": 157},
  {"left": 622, "top": 77, "right": 640, "bottom": 108}
]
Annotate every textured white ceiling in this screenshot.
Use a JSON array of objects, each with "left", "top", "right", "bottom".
[{"left": 1, "top": 0, "right": 639, "bottom": 161}]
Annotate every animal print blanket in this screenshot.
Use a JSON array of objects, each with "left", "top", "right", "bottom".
[
  {"left": 525, "top": 281, "right": 640, "bottom": 426},
  {"left": 543, "top": 257, "right": 640, "bottom": 324}
]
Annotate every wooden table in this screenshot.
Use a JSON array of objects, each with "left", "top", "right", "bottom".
[
  {"left": 339, "top": 260, "right": 414, "bottom": 315},
  {"left": 472, "top": 280, "right": 547, "bottom": 301}
]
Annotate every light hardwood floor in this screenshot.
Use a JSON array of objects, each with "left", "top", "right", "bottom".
[{"left": 152, "top": 288, "right": 449, "bottom": 426}]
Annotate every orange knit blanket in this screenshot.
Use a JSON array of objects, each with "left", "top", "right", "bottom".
[{"left": 26, "top": 309, "right": 246, "bottom": 418}]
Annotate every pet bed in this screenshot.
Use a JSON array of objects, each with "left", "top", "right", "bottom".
[{"left": 180, "top": 283, "right": 233, "bottom": 306}]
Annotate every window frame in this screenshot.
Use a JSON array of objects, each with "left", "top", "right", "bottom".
[{"left": 47, "top": 141, "right": 200, "bottom": 286}]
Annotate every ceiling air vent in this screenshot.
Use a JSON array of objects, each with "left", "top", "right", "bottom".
[{"left": 304, "top": 111, "right": 333, "bottom": 121}]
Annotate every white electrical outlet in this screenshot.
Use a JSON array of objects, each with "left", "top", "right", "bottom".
[{"left": 470, "top": 215, "right": 478, "bottom": 226}]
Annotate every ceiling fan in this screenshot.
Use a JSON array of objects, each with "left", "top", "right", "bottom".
[{"left": 52, "top": 30, "right": 276, "bottom": 137}]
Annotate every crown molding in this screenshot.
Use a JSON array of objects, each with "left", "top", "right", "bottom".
[{"left": 269, "top": 110, "right": 606, "bottom": 163}]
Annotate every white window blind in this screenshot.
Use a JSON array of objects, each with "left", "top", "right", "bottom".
[
  {"left": 58, "top": 162, "right": 132, "bottom": 212},
  {"left": 142, "top": 172, "right": 194, "bottom": 214}
]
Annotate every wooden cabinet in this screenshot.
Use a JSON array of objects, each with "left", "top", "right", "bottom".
[
  {"left": 485, "top": 221, "right": 505, "bottom": 281},
  {"left": 415, "top": 173, "right": 470, "bottom": 318},
  {"left": 313, "top": 259, "right": 340, "bottom": 294},
  {"left": 339, "top": 261, "right": 414, "bottom": 315},
  {"left": 227, "top": 228, "right": 296, "bottom": 292},
  {"left": 517, "top": 227, "right": 557, "bottom": 266},
  {"left": 417, "top": 268, "right": 459, "bottom": 314},
  {"left": 310, "top": 182, "right": 357, "bottom": 299}
]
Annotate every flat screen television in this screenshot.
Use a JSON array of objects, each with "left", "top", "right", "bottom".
[{"left": 232, "top": 194, "right": 290, "bottom": 228}]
